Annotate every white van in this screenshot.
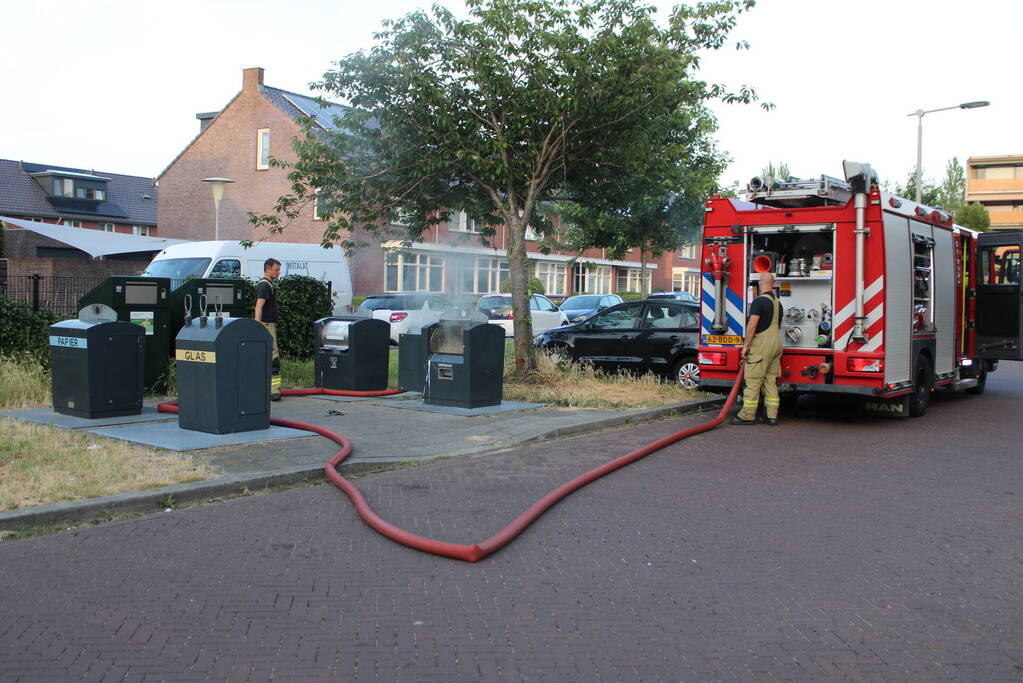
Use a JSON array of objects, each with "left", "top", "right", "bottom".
[{"left": 143, "top": 241, "right": 352, "bottom": 314}]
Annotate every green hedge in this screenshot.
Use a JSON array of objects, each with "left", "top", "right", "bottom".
[
  {"left": 0, "top": 295, "right": 64, "bottom": 364},
  {"left": 275, "top": 275, "right": 333, "bottom": 360}
]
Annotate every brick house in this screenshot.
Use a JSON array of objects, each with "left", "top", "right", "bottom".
[
  {"left": 157, "top": 67, "right": 702, "bottom": 298},
  {"left": 0, "top": 159, "right": 162, "bottom": 300}
]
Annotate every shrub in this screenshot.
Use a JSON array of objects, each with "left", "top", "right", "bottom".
[
  {"left": 275, "top": 275, "right": 333, "bottom": 360},
  {"left": 0, "top": 295, "right": 64, "bottom": 363},
  {"left": 619, "top": 291, "right": 646, "bottom": 302}
]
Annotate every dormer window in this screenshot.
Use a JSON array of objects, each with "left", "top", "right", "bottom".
[{"left": 34, "top": 170, "right": 109, "bottom": 202}]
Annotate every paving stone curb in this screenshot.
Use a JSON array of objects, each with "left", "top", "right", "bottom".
[{"left": 0, "top": 396, "right": 725, "bottom": 533}]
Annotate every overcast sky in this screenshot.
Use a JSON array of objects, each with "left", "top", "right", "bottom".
[{"left": 3, "top": 0, "right": 1019, "bottom": 190}]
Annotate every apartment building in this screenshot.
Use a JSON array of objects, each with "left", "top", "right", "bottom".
[{"left": 966, "top": 154, "right": 1023, "bottom": 231}]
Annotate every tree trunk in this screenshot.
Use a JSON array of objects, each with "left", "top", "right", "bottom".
[
  {"left": 505, "top": 217, "right": 536, "bottom": 378},
  {"left": 640, "top": 246, "right": 649, "bottom": 297}
]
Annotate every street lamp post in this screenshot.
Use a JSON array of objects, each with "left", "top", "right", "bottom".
[
  {"left": 201, "top": 177, "right": 235, "bottom": 240},
  {"left": 908, "top": 101, "right": 989, "bottom": 204}
]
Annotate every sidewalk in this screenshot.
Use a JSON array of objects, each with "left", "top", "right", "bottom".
[{"left": 0, "top": 392, "right": 724, "bottom": 531}]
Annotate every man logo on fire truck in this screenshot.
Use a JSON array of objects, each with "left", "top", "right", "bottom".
[{"left": 697, "top": 161, "right": 1023, "bottom": 418}]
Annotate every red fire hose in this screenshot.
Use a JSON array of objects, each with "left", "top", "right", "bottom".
[{"left": 158, "top": 372, "right": 744, "bottom": 562}]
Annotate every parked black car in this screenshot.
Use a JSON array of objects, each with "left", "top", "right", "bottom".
[
  {"left": 536, "top": 299, "right": 702, "bottom": 389},
  {"left": 558, "top": 293, "right": 624, "bottom": 323}
]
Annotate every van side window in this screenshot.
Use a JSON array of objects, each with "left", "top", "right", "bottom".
[{"left": 210, "top": 259, "right": 241, "bottom": 278}]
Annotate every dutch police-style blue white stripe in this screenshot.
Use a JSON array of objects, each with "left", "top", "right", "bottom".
[
  {"left": 700, "top": 272, "right": 744, "bottom": 339},
  {"left": 50, "top": 335, "right": 87, "bottom": 349}
]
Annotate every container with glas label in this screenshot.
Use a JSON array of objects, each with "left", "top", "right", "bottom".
[
  {"left": 49, "top": 306, "right": 145, "bottom": 418},
  {"left": 174, "top": 316, "right": 272, "bottom": 434}
]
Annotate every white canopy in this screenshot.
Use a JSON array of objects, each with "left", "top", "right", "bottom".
[{"left": 1, "top": 215, "right": 190, "bottom": 257}]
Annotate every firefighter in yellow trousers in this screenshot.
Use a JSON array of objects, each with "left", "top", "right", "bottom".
[
  {"left": 254, "top": 258, "right": 282, "bottom": 401},
  {"left": 733, "top": 272, "right": 783, "bottom": 426}
]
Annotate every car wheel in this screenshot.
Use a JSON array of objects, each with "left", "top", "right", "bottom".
[
  {"left": 673, "top": 355, "right": 701, "bottom": 391},
  {"left": 908, "top": 354, "right": 933, "bottom": 417}
]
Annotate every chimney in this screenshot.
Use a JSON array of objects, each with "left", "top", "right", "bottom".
[
  {"left": 243, "top": 67, "right": 264, "bottom": 92},
  {"left": 195, "top": 111, "right": 219, "bottom": 133}
]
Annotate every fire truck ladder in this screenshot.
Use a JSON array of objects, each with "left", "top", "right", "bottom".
[{"left": 746, "top": 174, "right": 853, "bottom": 207}]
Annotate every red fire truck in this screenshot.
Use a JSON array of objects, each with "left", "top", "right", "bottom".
[{"left": 697, "top": 161, "right": 1022, "bottom": 416}]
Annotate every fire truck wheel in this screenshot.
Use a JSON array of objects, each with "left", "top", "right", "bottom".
[
  {"left": 965, "top": 367, "right": 987, "bottom": 395},
  {"left": 908, "top": 354, "right": 933, "bottom": 417},
  {"left": 674, "top": 355, "right": 701, "bottom": 391}
]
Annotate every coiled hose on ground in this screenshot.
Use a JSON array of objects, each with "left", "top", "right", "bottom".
[{"left": 158, "top": 371, "right": 744, "bottom": 563}]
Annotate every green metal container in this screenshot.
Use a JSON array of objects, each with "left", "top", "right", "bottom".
[
  {"left": 78, "top": 276, "right": 171, "bottom": 391},
  {"left": 167, "top": 278, "right": 250, "bottom": 354}
]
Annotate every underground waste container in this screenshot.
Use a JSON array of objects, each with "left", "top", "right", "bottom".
[
  {"left": 175, "top": 314, "right": 272, "bottom": 434},
  {"left": 49, "top": 304, "right": 145, "bottom": 419},
  {"left": 313, "top": 316, "right": 390, "bottom": 391},
  {"left": 422, "top": 316, "right": 504, "bottom": 408}
]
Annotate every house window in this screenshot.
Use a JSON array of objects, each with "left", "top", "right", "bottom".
[
  {"left": 256, "top": 128, "right": 270, "bottom": 170},
  {"left": 62, "top": 220, "right": 81, "bottom": 228},
  {"left": 534, "top": 261, "right": 566, "bottom": 296},
  {"left": 385, "top": 252, "right": 445, "bottom": 293},
  {"left": 132, "top": 225, "right": 150, "bottom": 236},
  {"left": 524, "top": 226, "right": 540, "bottom": 241},
  {"left": 75, "top": 186, "right": 105, "bottom": 200},
  {"left": 313, "top": 193, "right": 325, "bottom": 221},
  {"left": 461, "top": 257, "right": 509, "bottom": 294},
  {"left": 574, "top": 264, "right": 612, "bottom": 294},
  {"left": 453, "top": 211, "right": 481, "bottom": 233},
  {"left": 684, "top": 271, "right": 700, "bottom": 296},
  {"left": 98, "top": 223, "right": 115, "bottom": 232},
  {"left": 616, "top": 267, "right": 650, "bottom": 293},
  {"left": 678, "top": 243, "right": 697, "bottom": 260}
]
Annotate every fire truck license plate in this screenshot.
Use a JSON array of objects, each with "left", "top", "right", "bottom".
[{"left": 704, "top": 335, "right": 742, "bottom": 345}]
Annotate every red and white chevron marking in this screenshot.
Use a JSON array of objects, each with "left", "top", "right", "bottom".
[{"left": 834, "top": 276, "right": 885, "bottom": 352}]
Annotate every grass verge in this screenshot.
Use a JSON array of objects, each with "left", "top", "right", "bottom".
[
  {"left": 0, "top": 418, "right": 214, "bottom": 511},
  {"left": 503, "top": 350, "right": 704, "bottom": 409},
  {"left": 0, "top": 355, "right": 51, "bottom": 410}
]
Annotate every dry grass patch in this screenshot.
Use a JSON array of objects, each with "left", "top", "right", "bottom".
[
  {"left": 0, "top": 355, "right": 51, "bottom": 410},
  {"left": 504, "top": 351, "right": 706, "bottom": 409},
  {"left": 0, "top": 418, "right": 215, "bottom": 510}
]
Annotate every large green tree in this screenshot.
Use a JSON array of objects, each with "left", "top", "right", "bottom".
[{"left": 252, "top": 0, "right": 763, "bottom": 375}]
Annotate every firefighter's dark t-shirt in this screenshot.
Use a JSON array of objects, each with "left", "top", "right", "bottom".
[
  {"left": 255, "top": 279, "right": 278, "bottom": 323},
  {"left": 749, "top": 292, "right": 780, "bottom": 333}
]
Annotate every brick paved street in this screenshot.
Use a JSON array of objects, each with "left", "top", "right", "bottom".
[{"left": 2, "top": 364, "right": 1022, "bottom": 681}]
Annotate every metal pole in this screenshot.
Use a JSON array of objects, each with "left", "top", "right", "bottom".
[
  {"left": 852, "top": 193, "right": 868, "bottom": 343},
  {"left": 31, "top": 273, "right": 40, "bottom": 311},
  {"left": 915, "top": 112, "right": 924, "bottom": 204},
  {"left": 214, "top": 198, "right": 221, "bottom": 241}
]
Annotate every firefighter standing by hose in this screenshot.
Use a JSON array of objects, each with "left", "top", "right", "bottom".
[
  {"left": 254, "top": 258, "right": 282, "bottom": 401},
  {"left": 732, "top": 271, "right": 783, "bottom": 426}
]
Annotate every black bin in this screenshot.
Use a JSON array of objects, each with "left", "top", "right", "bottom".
[
  {"left": 49, "top": 304, "right": 144, "bottom": 418},
  {"left": 78, "top": 276, "right": 171, "bottom": 391},
  {"left": 423, "top": 318, "right": 504, "bottom": 408},
  {"left": 175, "top": 315, "right": 272, "bottom": 434},
  {"left": 313, "top": 316, "right": 390, "bottom": 391},
  {"left": 398, "top": 324, "right": 430, "bottom": 392}
]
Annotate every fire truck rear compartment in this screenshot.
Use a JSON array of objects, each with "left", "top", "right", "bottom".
[{"left": 748, "top": 227, "right": 835, "bottom": 351}]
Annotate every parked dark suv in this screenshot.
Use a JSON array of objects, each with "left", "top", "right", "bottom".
[{"left": 535, "top": 299, "right": 701, "bottom": 389}]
